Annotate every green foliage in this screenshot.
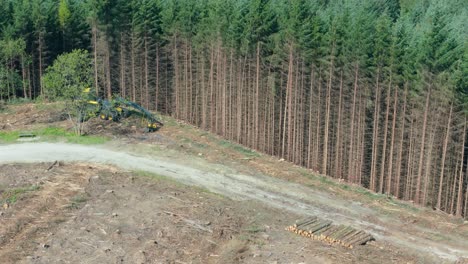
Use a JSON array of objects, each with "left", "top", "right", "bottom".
[
  {"left": 1, "top": 185, "right": 40, "bottom": 204},
  {"left": 219, "top": 140, "right": 260, "bottom": 157},
  {"left": 41, "top": 50, "right": 94, "bottom": 135},
  {"left": 42, "top": 49, "right": 93, "bottom": 100},
  {"left": 58, "top": 0, "right": 71, "bottom": 29},
  {"left": 0, "top": 33, "right": 26, "bottom": 99},
  {"left": 67, "top": 194, "right": 88, "bottom": 209}
]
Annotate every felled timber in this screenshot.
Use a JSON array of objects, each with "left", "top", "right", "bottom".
[{"left": 286, "top": 217, "right": 374, "bottom": 248}]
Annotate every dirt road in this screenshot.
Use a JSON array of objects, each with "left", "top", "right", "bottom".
[{"left": 0, "top": 142, "right": 467, "bottom": 262}]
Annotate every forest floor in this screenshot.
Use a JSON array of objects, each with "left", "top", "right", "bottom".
[{"left": 0, "top": 103, "right": 467, "bottom": 264}]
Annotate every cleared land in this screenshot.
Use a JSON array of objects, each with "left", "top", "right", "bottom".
[{"left": 0, "top": 103, "right": 467, "bottom": 263}]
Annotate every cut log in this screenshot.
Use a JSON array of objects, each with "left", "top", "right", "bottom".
[
  {"left": 19, "top": 133, "right": 36, "bottom": 138},
  {"left": 320, "top": 225, "right": 339, "bottom": 238},
  {"left": 314, "top": 224, "right": 332, "bottom": 235},
  {"left": 295, "top": 217, "right": 318, "bottom": 227},
  {"left": 309, "top": 221, "right": 332, "bottom": 234},
  {"left": 335, "top": 227, "right": 356, "bottom": 241},
  {"left": 340, "top": 230, "right": 362, "bottom": 245},
  {"left": 287, "top": 218, "right": 374, "bottom": 248},
  {"left": 330, "top": 226, "right": 352, "bottom": 241},
  {"left": 348, "top": 233, "right": 373, "bottom": 248},
  {"left": 342, "top": 231, "right": 363, "bottom": 246}
]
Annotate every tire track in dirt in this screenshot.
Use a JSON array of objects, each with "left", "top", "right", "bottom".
[{"left": 0, "top": 142, "right": 466, "bottom": 261}]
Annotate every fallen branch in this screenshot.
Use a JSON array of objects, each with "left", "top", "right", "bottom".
[
  {"left": 163, "top": 210, "right": 212, "bottom": 233},
  {"left": 46, "top": 160, "right": 58, "bottom": 171}
]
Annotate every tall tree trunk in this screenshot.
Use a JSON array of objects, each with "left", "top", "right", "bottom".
[
  {"left": 370, "top": 68, "right": 381, "bottom": 191},
  {"left": 323, "top": 42, "right": 335, "bottom": 175},
  {"left": 456, "top": 119, "right": 466, "bottom": 217},
  {"left": 105, "top": 42, "right": 111, "bottom": 98},
  {"left": 415, "top": 90, "right": 431, "bottom": 204},
  {"left": 155, "top": 46, "right": 160, "bottom": 110},
  {"left": 144, "top": 34, "right": 149, "bottom": 108},
  {"left": 465, "top": 169, "right": 468, "bottom": 218},
  {"left": 334, "top": 70, "right": 343, "bottom": 179},
  {"left": 38, "top": 33, "right": 44, "bottom": 96},
  {"left": 379, "top": 80, "right": 392, "bottom": 193},
  {"left": 348, "top": 64, "right": 359, "bottom": 182},
  {"left": 386, "top": 87, "right": 398, "bottom": 194},
  {"left": 314, "top": 70, "right": 322, "bottom": 171},
  {"left": 28, "top": 62, "right": 32, "bottom": 98},
  {"left": 450, "top": 154, "right": 461, "bottom": 214},
  {"left": 307, "top": 68, "right": 315, "bottom": 168},
  {"left": 395, "top": 85, "right": 408, "bottom": 197},
  {"left": 92, "top": 25, "right": 99, "bottom": 96},
  {"left": 358, "top": 90, "right": 366, "bottom": 184},
  {"left": 404, "top": 111, "right": 414, "bottom": 200},
  {"left": 437, "top": 103, "right": 453, "bottom": 209},
  {"left": 131, "top": 33, "right": 136, "bottom": 101},
  {"left": 20, "top": 55, "right": 26, "bottom": 98},
  {"left": 282, "top": 45, "right": 294, "bottom": 158},
  {"left": 255, "top": 42, "right": 260, "bottom": 149},
  {"left": 175, "top": 36, "right": 181, "bottom": 117},
  {"left": 120, "top": 34, "right": 126, "bottom": 98},
  {"left": 422, "top": 127, "right": 436, "bottom": 205}
]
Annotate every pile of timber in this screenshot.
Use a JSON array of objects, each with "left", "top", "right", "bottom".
[{"left": 285, "top": 216, "right": 374, "bottom": 248}]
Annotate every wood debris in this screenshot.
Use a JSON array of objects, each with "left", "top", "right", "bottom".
[{"left": 285, "top": 217, "right": 374, "bottom": 248}]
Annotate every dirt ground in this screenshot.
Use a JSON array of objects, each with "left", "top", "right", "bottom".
[
  {"left": 1, "top": 103, "right": 468, "bottom": 264},
  {"left": 0, "top": 163, "right": 447, "bottom": 264}
]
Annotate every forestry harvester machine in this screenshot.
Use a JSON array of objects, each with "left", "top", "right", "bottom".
[{"left": 79, "top": 88, "right": 163, "bottom": 132}]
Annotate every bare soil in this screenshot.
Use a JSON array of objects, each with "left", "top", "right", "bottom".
[
  {"left": 1, "top": 103, "right": 467, "bottom": 264},
  {"left": 0, "top": 163, "right": 445, "bottom": 264}
]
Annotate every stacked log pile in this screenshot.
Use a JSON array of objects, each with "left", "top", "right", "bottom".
[{"left": 285, "top": 217, "right": 374, "bottom": 248}]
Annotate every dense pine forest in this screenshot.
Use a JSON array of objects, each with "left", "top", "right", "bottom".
[{"left": 0, "top": 0, "right": 467, "bottom": 217}]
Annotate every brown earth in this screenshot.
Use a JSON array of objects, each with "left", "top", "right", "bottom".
[
  {"left": 0, "top": 163, "right": 446, "bottom": 264},
  {"left": 0, "top": 103, "right": 467, "bottom": 264}
]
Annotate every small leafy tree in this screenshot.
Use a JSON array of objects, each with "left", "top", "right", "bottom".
[{"left": 43, "top": 49, "right": 94, "bottom": 135}]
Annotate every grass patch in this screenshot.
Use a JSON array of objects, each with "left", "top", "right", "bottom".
[
  {"left": 133, "top": 170, "right": 226, "bottom": 198},
  {"left": 179, "top": 137, "right": 208, "bottom": 149},
  {"left": 0, "top": 131, "right": 20, "bottom": 143},
  {"left": 219, "top": 140, "right": 260, "bottom": 157},
  {"left": 34, "top": 101, "right": 66, "bottom": 111},
  {"left": 68, "top": 194, "right": 88, "bottom": 209},
  {"left": 36, "top": 127, "right": 109, "bottom": 145},
  {"left": 135, "top": 170, "right": 174, "bottom": 181},
  {"left": 245, "top": 224, "right": 265, "bottom": 234},
  {"left": 353, "top": 186, "right": 383, "bottom": 199},
  {"left": 65, "top": 134, "right": 108, "bottom": 144},
  {"left": 2, "top": 97, "right": 33, "bottom": 105},
  {"left": 0, "top": 126, "right": 108, "bottom": 145},
  {"left": 1, "top": 185, "right": 40, "bottom": 204},
  {"left": 390, "top": 199, "right": 421, "bottom": 213},
  {"left": 298, "top": 167, "right": 422, "bottom": 213}
]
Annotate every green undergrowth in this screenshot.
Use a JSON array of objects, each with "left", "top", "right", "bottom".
[
  {"left": 0, "top": 126, "right": 108, "bottom": 144},
  {"left": 299, "top": 168, "right": 421, "bottom": 213},
  {"left": 0, "top": 131, "right": 20, "bottom": 142},
  {"left": 67, "top": 194, "right": 88, "bottom": 209},
  {"left": 1, "top": 185, "right": 40, "bottom": 204},
  {"left": 219, "top": 139, "right": 260, "bottom": 158}
]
